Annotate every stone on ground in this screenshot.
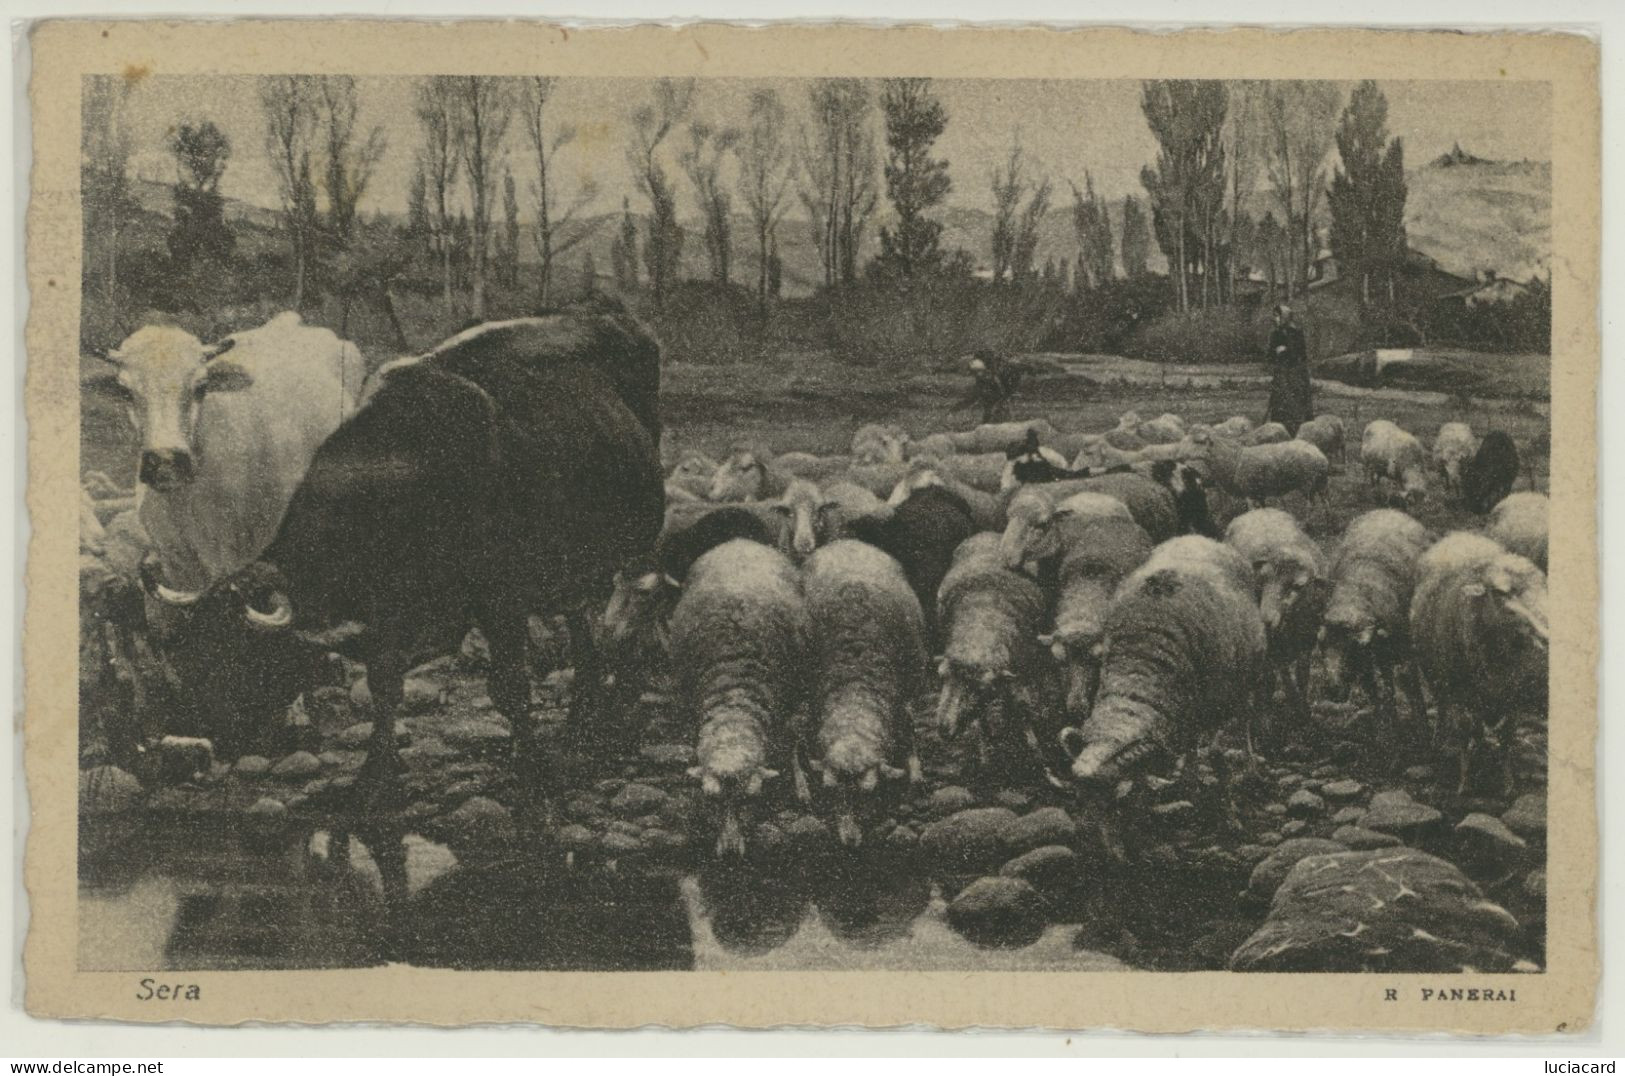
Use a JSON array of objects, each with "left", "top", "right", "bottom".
[{"left": 947, "top": 876, "right": 1047, "bottom": 947}]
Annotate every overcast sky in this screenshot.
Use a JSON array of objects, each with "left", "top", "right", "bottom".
[{"left": 110, "top": 75, "right": 1552, "bottom": 221}]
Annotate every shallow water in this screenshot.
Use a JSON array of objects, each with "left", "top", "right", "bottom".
[{"left": 78, "top": 813, "right": 1126, "bottom": 973}]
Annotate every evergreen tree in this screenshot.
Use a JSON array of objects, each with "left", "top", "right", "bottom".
[
  {"left": 1329, "top": 80, "right": 1408, "bottom": 304},
  {"left": 165, "top": 121, "right": 235, "bottom": 279},
  {"left": 610, "top": 196, "right": 640, "bottom": 292},
  {"left": 1120, "top": 193, "right": 1151, "bottom": 278},
  {"left": 875, "top": 77, "right": 952, "bottom": 278},
  {"left": 1070, "top": 171, "right": 1115, "bottom": 289}
]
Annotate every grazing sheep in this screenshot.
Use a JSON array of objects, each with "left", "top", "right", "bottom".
[
  {"left": 998, "top": 488, "right": 1132, "bottom": 573},
  {"left": 1214, "top": 415, "right": 1254, "bottom": 439},
  {"left": 819, "top": 479, "right": 890, "bottom": 532},
  {"left": 887, "top": 462, "right": 1005, "bottom": 532},
  {"left": 1177, "top": 428, "right": 1330, "bottom": 508},
  {"left": 1059, "top": 536, "right": 1267, "bottom": 851},
  {"left": 670, "top": 539, "right": 810, "bottom": 856},
  {"left": 776, "top": 451, "right": 856, "bottom": 482},
  {"left": 600, "top": 503, "right": 779, "bottom": 687},
  {"left": 840, "top": 460, "right": 915, "bottom": 499},
  {"left": 949, "top": 418, "right": 1059, "bottom": 455},
  {"left": 801, "top": 540, "right": 928, "bottom": 846},
  {"left": 708, "top": 442, "right": 793, "bottom": 502},
  {"left": 1460, "top": 431, "right": 1522, "bottom": 515},
  {"left": 1104, "top": 412, "right": 1147, "bottom": 452},
  {"left": 1224, "top": 508, "right": 1332, "bottom": 731},
  {"left": 911, "top": 431, "right": 958, "bottom": 460},
  {"left": 1137, "top": 413, "right": 1187, "bottom": 445},
  {"left": 1000, "top": 428, "right": 1082, "bottom": 491},
  {"left": 1432, "top": 422, "right": 1479, "bottom": 493},
  {"left": 937, "top": 451, "right": 1010, "bottom": 493},
  {"left": 843, "top": 484, "right": 978, "bottom": 642},
  {"left": 1246, "top": 422, "right": 1292, "bottom": 446},
  {"left": 1361, "top": 420, "right": 1430, "bottom": 508},
  {"left": 1010, "top": 471, "right": 1180, "bottom": 543},
  {"left": 934, "top": 533, "right": 1061, "bottom": 780},
  {"left": 773, "top": 478, "right": 831, "bottom": 563},
  {"left": 665, "top": 481, "right": 703, "bottom": 503},
  {"left": 1038, "top": 516, "right": 1155, "bottom": 719},
  {"left": 1319, "top": 509, "right": 1433, "bottom": 735},
  {"left": 1144, "top": 460, "right": 1220, "bottom": 538},
  {"left": 667, "top": 450, "right": 720, "bottom": 498},
  {"left": 1295, "top": 414, "right": 1347, "bottom": 466},
  {"left": 1409, "top": 532, "right": 1548, "bottom": 793},
  {"left": 1487, "top": 491, "right": 1548, "bottom": 573},
  {"left": 851, "top": 424, "right": 911, "bottom": 465}
]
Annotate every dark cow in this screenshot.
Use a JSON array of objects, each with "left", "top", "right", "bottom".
[{"left": 181, "top": 307, "right": 665, "bottom": 803}]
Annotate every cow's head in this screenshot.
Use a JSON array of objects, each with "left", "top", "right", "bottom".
[{"left": 87, "top": 326, "right": 254, "bottom": 492}]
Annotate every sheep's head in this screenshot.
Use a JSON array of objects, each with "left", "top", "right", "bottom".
[
  {"left": 1040, "top": 628, "right": 1106, "bottom": 717},
  {"left": 670, "top": 450, "right": 719, "bottom": 487},
  {"left": 935, "top": 656, "right": 1015, "bottom": 739},
  {"left": 818, "top": 733, "right": 907, "bottom": 848},
  {"left": 857, "top": 428, "right": 909, "bottom": 464},
  {"left": 1117, "top": 411, "right": 1142, "bottom": 430},
  {"left": 708, "top": 449, "right": 765, "bottom": 502},
  {"left": 600, "top": 562, "right": 678, "bottom": 661},
  {"left": 1255, "top": 557, "right": 1319, "bottom": 635},
  {"left": 1057, "top": 720, "right": 1165, "bottom": 863},
  {"left": 1466, "top": 553, "right": 1549, "bottom": 654},
  {"left": 999, "top": 490, "right": 1066, "bottom": 571},
  {"left": 1316, "top": 611, "right": 1383, "bottom": 703},
  {"left": 887, "top": 462, "right": 943, "bottom": 507},
  {"left": 772, "top": 478, "right": 823, "bottom": 561},
  {"left": 688, "top": 760, "right": 779, "bottom": 858}
]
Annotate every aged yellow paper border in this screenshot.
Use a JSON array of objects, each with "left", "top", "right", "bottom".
[{"left": 22, "top": 18, "right": 1600, "bottom": 1031}]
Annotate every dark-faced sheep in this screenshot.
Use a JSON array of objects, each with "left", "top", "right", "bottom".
[
  {"left": 669, "top": 539, "right": 810, "bottom": 856},
  {"left": 1225, "top": 508, "right": 1331, "bottom": 736},
  {"left": 844, "top": 483, "right": 978, "bottom": 643},
  {"left": 887, "top": 462, "right": 1005, "bottom": 532},
  {"left": 1487, "top": 491, "right": 1548, "bottom": 573},
  {"left": 1361, "top": 420, "right": 1429, "bottom": 508},
  {"left": 1460, "top": 431, "right": 1522, "bottom": 515},
  {"left": 801, "top": 540, "right": 928, "bottom": 847},
  {"left": 1409, "top": 532, "right": 1547, "bottom": 794},
  {"left": 1319, "top": 508, "right": 1433, "bottom": 738},
  {"left": 934, "top": 533, "right": 1062, "bottom": 782}
]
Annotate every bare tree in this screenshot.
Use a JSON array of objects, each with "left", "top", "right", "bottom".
[
  {"left": 627, "top": 78, "right": 694, "bottom": 309},
  {"left": 1013, "top": 175, "right": 1052, "bottom": 283},
  {"left": 736, "top": 88, "right": 792, "bottom": 316},
  {"left": 800, "top": 79, "right": 877, "bottom": 288},
  {"left": 518, "top": 76, "right": 602, "bottom": 308},
  {"left": 315, "top": 75, "right": 388, "bottom": 248},
  {"left": 415, "top": 76, "right": 462, "bottom": 313},
  {"left": 1223, "top": 80, "right": 1264, "bottom": 304},
  {"left": 260, "top": 75, "right": 320, "bottom": 308},
  {"left": 83, "top": 76, "right": 135, "bottom": 308},
  {"left": 1260, "top": 81, "right": 1341, "bottom": 298},
  {"left": 451, "top": 76, "right": 516, "bottom": 321},
  {"left": 681, "top": 120, "right": 741, "bottom": 285},
  {"left": 989, "top": 138, "right": 1026, "bottom": 283}
]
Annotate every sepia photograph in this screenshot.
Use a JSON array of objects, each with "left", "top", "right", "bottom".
[{"left": 21, "top": 19, "right": 1599, "bottom": 1031}]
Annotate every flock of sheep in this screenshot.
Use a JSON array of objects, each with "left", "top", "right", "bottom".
[{"left": 602, "top": 409, "right": 1550, "bottom": 858}]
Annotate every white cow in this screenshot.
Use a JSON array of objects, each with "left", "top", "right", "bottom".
[{"left": 88, "top": 312, "right": 366, "bottom": 599}]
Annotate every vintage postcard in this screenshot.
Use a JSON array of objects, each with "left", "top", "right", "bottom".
[{"left": 23, "top": 19, "right": 1598, "bottom": 1031}]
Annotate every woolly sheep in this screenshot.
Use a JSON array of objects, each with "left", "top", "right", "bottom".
[
  {"left": 1487, "top": 491, "right": 1548, "bottom": 573},
  {"left": 670, "top": 539, "right": 810, "bottom": 856},
  {"left": 843, "top": 483, "right": 978, "bottom": 642},
  {"left": 708, "top": 442, "right": 793, "bottom": 502},
  {"left": 934, "top": 533, "right": 1062, "bottom": 780},
  {"left": 998, "top": 488, "right": 1132, "bottom": 573},
  {"left": 1246, "top": 422, "right": 1292, "bottom": 446},
  {"left": 937, "top": 451, "right": 1009, "bottom": 493},
  {"left": 1224, "top": 508, "right": 1331, "bottom": 730},
  {"left": 1059, "top": 536, "right": 1267, "bottom": 851},
  {"left": 1104, "top": 413, "right": 1147, "bottom": 452},
  {"left": 910, "top": 431, "right": 958, "bottom": 459},
  {"left": 839, "top": 460, "right": 915, "bottom": 499},
  {"left": 667, "top": 450, "right": 719, "bottom": 498},
  {"left": 770, "top": 477, "right": 889, "bottom": 564},
  {"left": 1410, "top": 532, "right": 1548, "bottom": 793},
  {"left": 1038, "top": 515, "right": 1155, "bottom": 719},
  {"left": 801, "top": 540, "right": 928, "bottom": 847},
  {"left": 1318, "top": 509, "right": 1433, "bottom": 732},
  {"left": 776, "top": 451, "right": 856, "bottom": 482},
  {"left": 1460, "top": 431, "right": 1522, "bottom": 515},
  {"left": 1008, "top": 471, "right": 1180, "bottom": 543},
  {"left": 1361, "top": 419, "right": 1429, "bottom": 507},
  {"left": 1137, "top": 413, "right": 1187, "bottom": 445},
  {"left": 1214, "top": 415, "right": 1254, "bottom": 439},
  {"left": 1178, "top": 428, "right": 1330, "bottom": 508},
  {"left": 887, "top": 462, "right": 1005, "bottom": 532},
  {"left": 949, "top": 418, "right": 1059, "bottom": 455},
  {"left": 1000, "top": 428, "right": 1078, "bottom": 492},
  {"left": 1295, "top": 414, "right": 1347, "bottom": 465},
  {"left": 1432, "top": 422, "right": 1479, "bottom": 493},
  {"left": 851, "top": 423, "right": 911, "bottom": 465}
]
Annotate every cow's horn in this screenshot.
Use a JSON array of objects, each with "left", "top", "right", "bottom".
[
  {"left": 153, "top": 580, "right": 204, "bottom": 606},
  {"left": 244, "top": 589, "right": 293, "bottom": 630}
]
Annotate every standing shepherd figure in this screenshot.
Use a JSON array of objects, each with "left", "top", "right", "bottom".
[
  {"left": 1265, "top": 304, "right": 1314, "bottom": 435},
  {"left": 952, "top": 349, "right": 1025, "bottom": 425}
]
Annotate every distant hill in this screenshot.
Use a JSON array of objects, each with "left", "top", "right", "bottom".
[{"left": 1404, "top": 157, "right": 1549, "bottom": 283}]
